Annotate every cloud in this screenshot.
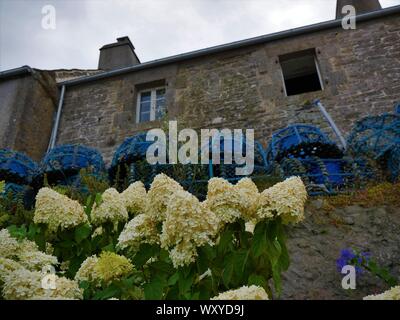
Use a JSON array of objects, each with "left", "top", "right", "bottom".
[{"left": 0, "top": 0, "right": 399, "bottom": 71}]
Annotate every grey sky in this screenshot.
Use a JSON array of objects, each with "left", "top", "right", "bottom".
[{"left": 1, "top": 0, "right": 399, "bottom": 71}]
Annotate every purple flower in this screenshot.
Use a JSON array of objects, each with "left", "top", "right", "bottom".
[{"left": 336, "top": 248, "right": 371, "bottom": 274}]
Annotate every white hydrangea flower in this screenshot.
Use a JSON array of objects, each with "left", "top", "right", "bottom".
[
  {"left": 34, "top": 188, "right": 88, "bottom": 232},
  {"left": 234, "top": 178, "right": 260, "bottom": 220},
  {"left": 0, "top": 229, "right": 58, "bottom": 273},
  {"left": 121, "top": 181, "right": 147, "bottom": 216},
  {"left": 16, "top": 239, "right": 58, "bottom": 271},
  {"left": 160, "top": 189, "right": 219, "bottom": 268},
  {"left": 256, "top": 177, "right": 307, "bottom": 224},
  {"left": 161, "top": 190, "right": 219, "bottom": 248},
  {"left": 0, "top": 257, "right": 24, "bottom": 282},
  {"left": 211, "top": 285, "right": 269, "bottom": 300},
  {"left": 364, "top": 286, "right": 400, "bottom": 300},
  {"left": 169, "top": 241, "right": 198, "bottom": 268},
  {"left": 74, "top": 255, "right": 100, "bottom": 285},
  {"left": 2, "top": 268, "right": 82, "bottom": 300},
  {"left": 117, "top": 213, "right": 159, "bottom": 252},
  {"left": 204, "top": 178, "right": 243, "bottom": 225},
  {"left": 145, "top": 173, "right": 184, "bottom": 222},
  {"left": 75, "top": 252, "right": 133, "bottom": 286},
  {"left": 91, "top": 188, "right": 128, "bottom": 226},
  {"left": 0, "top": 228, "right": 20, "bottom": 259}
]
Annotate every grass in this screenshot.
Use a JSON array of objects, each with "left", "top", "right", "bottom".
[{"left": 319, "top": 182, "right": 400, "bottom": 212}]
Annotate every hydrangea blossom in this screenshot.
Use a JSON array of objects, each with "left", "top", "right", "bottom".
[
  {"left": 16, "top": 239, "right": 58, "bottom": 271},
  {"left": 0, "top": 229, "right": 58, "bottom": 273},
  {"left": 256, "top": 177, "right": 307, "bottom": 224},
  {"left": 0, "top": 257, "right": 24, "bottom": 283},
  {"left": 234, "top": 178, "right": 260, "bottom": 221},
  {"left": 117, "top": 213, "right": 159, "bottom": 252},
  {"left": 160, "top": 189, "right": 219, "bottom": 268},
  {"left": 0, "top": 229, "right": 20, "bottom": 258},
  {"left": 2, "top": 268, "right": 82, "bottom": 300},
  {"left": 211, "top": 285, "right": 269, "bottom": 300},
  {"left": 145, "top": 173, "right": 184, "bottom": 221},
  {"left": 205, "top": 178, "right": 260, "bottom": 225},
  {"left": 364, "top": 286, "right": 400, "bottom": 300},
  {"left": 121, "top": 181, "right": 147, "bottom": 216},
  {"left": 75, "top": 252, "right": 133, "bottom": 286},
  {"left": 34, "top": 188, "right": 88, "bottom": 232},
  {"left": 204, "top": 178, "right": 243, "bottom": 225},
  {"left": 91, "top": 188, "right": 128, "bottom": 226}
]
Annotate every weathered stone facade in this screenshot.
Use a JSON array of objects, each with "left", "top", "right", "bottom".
[
  {"left": 0, "top": 70, "right": 58, "bottom": 161},
  {"left": 55, "top": 13, "right": 400, "bottom": 164}
]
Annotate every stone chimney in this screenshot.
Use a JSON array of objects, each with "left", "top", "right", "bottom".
[
  {"left": 98, "top": 36, "right": 140, "bottom": 71},
  {"left": 336, "top": 0, "right": 382, "bottom": 19}
]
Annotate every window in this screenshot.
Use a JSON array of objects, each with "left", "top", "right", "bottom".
[
  {"left": 136, "top": 87, "right": 166, "bottom": 123},
  {"left": 279, "top": 49, "right": 323, "bottom": 96}
]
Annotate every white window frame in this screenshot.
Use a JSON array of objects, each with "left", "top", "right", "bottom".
[{"left": 136, "top": 86, "right": 166, "bottom": 123}]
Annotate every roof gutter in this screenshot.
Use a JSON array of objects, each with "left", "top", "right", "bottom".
[
  {"left": 0, "top": 65, "right": 33, "bottom": 80},
  {"left": 59, "top": 5, "right": 400, "bottom": 87}
]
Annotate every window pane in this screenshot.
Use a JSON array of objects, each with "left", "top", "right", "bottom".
[
  {"left": 140, "top": 100, "right": 151, "bottom": 113},
  {"left": 140, "top": 91, "right": 151, "bottom": 101},
  {"left": 156, "top": 88, "right": 165, "bottom": 98},
  {"left": 140, "top": 111, "right": 150, "bottom": 122}
]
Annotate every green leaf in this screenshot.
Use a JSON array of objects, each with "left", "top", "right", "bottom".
[
  {"left": 222, "top": 255, "right": 234, "bottom": 288},
  {"left": 168, "top": 272, "right": 179, "bottom": 286},
  {"left": 93, "top": 284, "right": 120, "bottom": 300},
  {"left": 95, "top": 193, "right": 103, "bottom": 207},
  {"left": 144, "top": 279, "right": 164, "bottom": 300},
  {"left": 248, "top": 274, "right": 267, "bottom": 288},
  {"left": 102, "top": 243, "right": 115, "bottom": 253},
  {"left": 217, "top": 229, "right": 233, "bottom": 254},
  {"left": 27, "top": 224, "right": 40, "bottom": 240},
  {"left": 7, "top": 224, "right": 27, "bottom": 239},
  {"left": 233, "top": 250, "right": 249, "bottom": 280},
  {"left": 178, "top": 270, "right": 194, "bottom": 296},
  {"left": 272, "top": 264, "right": 282, "bottom": 296},
  {"left": 133, "top": 244, "right": 159, "bottom": 268},
  {"left": 74, "top": 224, "right": 92, "bottom": 243},
  {"left": 252, "top": 222, "right": 267, "bottom": 257}
]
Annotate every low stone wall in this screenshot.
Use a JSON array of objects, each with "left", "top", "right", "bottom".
[{"left": 282, "top": 202, "right": 400, "bottom": 299}]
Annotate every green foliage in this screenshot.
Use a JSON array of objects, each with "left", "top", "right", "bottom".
[{"left": 117, "top": 218, "right": 290, "bottom": 300}]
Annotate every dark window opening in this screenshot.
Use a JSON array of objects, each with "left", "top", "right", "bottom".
[{"left": 279, "top": 49, "right": 323, "bottom": 96}]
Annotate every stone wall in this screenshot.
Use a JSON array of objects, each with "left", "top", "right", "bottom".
[
  {"left": 283, "top": 203, "right": 400, "bottom": 300},
  {"left": 56, "top": 14, "right": 400, "bottom": 164},
  {"left": 0, "top": 70, "right": 58, "bottom": 161}
]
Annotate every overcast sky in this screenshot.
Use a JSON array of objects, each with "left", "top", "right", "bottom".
[{"left": 1, "top": 0, "right": 399, "bottom": 71}]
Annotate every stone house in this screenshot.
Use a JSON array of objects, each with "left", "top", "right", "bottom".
[{"left": 0, "top": 0, "right": 399, "bottom": 164}]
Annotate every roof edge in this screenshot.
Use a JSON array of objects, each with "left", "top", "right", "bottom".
[
  {"left": 52, "top": 5, "right": 399, "bottom": 87},
  {"left": 0, "top": 65, "right": 33, "bottom": 80}
]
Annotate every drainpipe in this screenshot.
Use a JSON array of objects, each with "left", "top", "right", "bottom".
[
  {"left": 47, "top": 85, "right": 66, "bottom": 152},
  {"left": 314, "top": 99, "right": 347, "bottom": 150}
]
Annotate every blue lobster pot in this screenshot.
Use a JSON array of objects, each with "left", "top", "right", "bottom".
[
  {"left": 111, "top": 133, "right": 153, "bottom": 168},
  {"left": 42, "top": 144, "right": 105, "bottom": 175},
  {"left": 308, "top": 159, "right": 344, "bottom": 186},
  {"left": 0, "top": 149, "right": 38, "bottom": 185},
  {"left": 266, "top": 124, "right": 333, "bottom": 165}
]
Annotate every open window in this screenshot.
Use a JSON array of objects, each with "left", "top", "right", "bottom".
[{"left": 279, "top": 49, "right": 323, "bottom": 96}]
